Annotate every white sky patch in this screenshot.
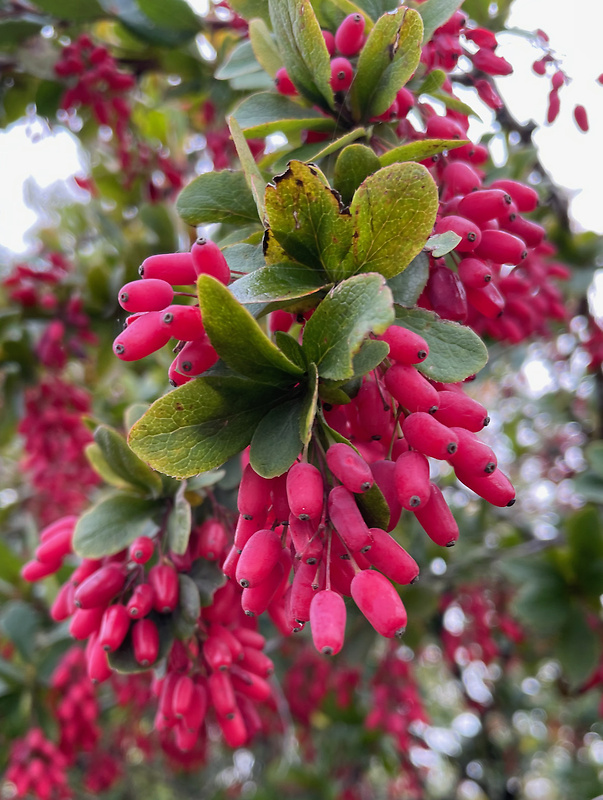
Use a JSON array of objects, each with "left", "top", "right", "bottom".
[{"left": 521, "top": 357, "right": 557, "bottom": 397}]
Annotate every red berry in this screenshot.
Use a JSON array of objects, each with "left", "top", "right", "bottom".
[
  {"left": 457, "top": 189, "right": 513, "bottom": 224},
  {"left": 474, "top": 229, "right": 527, "bottom": 264},
  {"left": 118, "top": 279, "right": 173, "bottom": 313},
  {"left": 380, "top": 324, "right": 429, "bottom": 364},
  {"left": 328, "top": 485, "right": 372, "bottom": 553},
  {"left": 113, "top": 311, "right": 172, "bottom": 361},
  {"left": 98, "top": 604, "right": 131, "bottom": 652},
  {"left": 574, "top": 104, "right": 589, "bottom": 132},
  {"left": 432, "top": 389, "right": 490, "bottom": 432},
  {"left": 174, "top": 336, "right": 218, "bottom": 376},
  {"left": 208, "top": 670, "right": 237, "bottom": 718},
  {"left": 365, "top": 528, "right": 419, "bottom": 585},
  {"left": 236, "top": 528, "right": 282, "bottom": 589},
  {"left": 139, "top": 252, "right": 197, "bottom": 284},
  {"left": 322, "top": 29, "right": 336, "bottom": 56},
  {"left": 310, "top": 590, "right": 346, "bottom": 655},
  {"left": 547, "top": 88, "right": 560, "bottom": 123},
  {"left": 69, "top": 606, "right": 105, "bottom": 640},
  {"left": 330, "top": 57, "right": 354, "bottom": 92},
  {"left": 412, "top": 483, "right": 459, "bottom": 547},
  {"left": 385, "top": 363, "right": 440, "bottom": 414},
  {"left": 160, "top": 304, "right": 205, "bottom": 341},
  {"left": 86, "top": 636, "right": 113, "bottom": 683},
  {"left": 326, "top": 443, "right": 374, "bottom": 494},
  {"left": 465, "top": 281, "right": 506, "bottom": 318},
  {"left": 472, "top": 48, "right": 512, "bottom": 75},
  {"left": 148, "top": 564, "right": 179, "bottom": 613},
  {"left": 351, "top": 569, "right": 407, "bottom": 637},
  {"left": 203, "top": 636, "right": 232, "bottom": 672},
  {"left": 191, "top": 238, "right": 230, "bottom": 284},
  {"left": 335, "top": 13, "right": 365, "bottom": 56},
  {"left": 238, "top": 464, "right": 273, "bottom": 520},
  {"left": 490, "top": 179, "right": 539, "bottom": 213},
  {"left": 132, "top": 618, "right": 159, "bottom": 666},
  {"left": 241, "top": 558, "right": 285, "bottom": 617},
  {"left": 435, "top": 215, "right": 482, "bottom": 252},
  {"left": 370, "top": 459, "right": 402, "bottom": 532},
  {"left": 441, "top": 161, "right": 481, "bottom": 198},
  {"left": 286, "top": 461, "right": 324, "bottom": 521},
  {"left": 275, "top": 67, "right": 297, "bottom": 96},
  {"left": 172, "top": 674, "right": 195, "bottom": 718},
  {"left": 457, "top": 257, "right": 492, "bottom": 289},
  {"left": 127, "top": 583, "right": 154, "bottom": 618},
  {"left": 74, "top": 563, "right": 126, "bottom": 609},
  {"left": 427, "top": 265, "right": 468, "bottom": 322},
  {"left": 195, "top": 519, "right": 227, "bottom": 560},
  {"left": 455, "top": 467, "right": 516, "bottom": 507},
  {"left": 402, "top": 412, "right": 459, "bottom": 460},
  {"left": 394, "top": 450, "right": 431, "bottom": 510},
  {"left": 21, "top": 558, "right": 62, "bottom": 582},
  {"left": 447, "top": 426, "right": 497, "bottom": 475},
  {"left": 129, "top": 536, "right": 155, "bottom": 564}
]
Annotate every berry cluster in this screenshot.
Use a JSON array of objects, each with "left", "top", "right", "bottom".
[
  {"left": 18, "top": 380, "right": 98, "bottom": 525},
  {"left": 200, "top": 101, "right": 264, "bottom": 170},
  {"left": 112, "top": 239, "right": 231, "bottom": 383},
  {"left": 22, "top": 512, "right": 275, "bottom": 754},
  {"left": 51, "top": 647, "right": 102, "bottom": 760},
  {"left": 4, "top": 729, "right": 71, "bottom": 800},
  {"left": 221, "top": 327, "right": 514, "bottom": 654}
]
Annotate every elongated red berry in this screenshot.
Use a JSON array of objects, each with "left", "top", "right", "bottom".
[
  {"left": 241, "top": 558, "right": 285, "bottom": 617},
  {"left": 118, "top": 279, "right": 173, "bottom": 313},
  {"left": 174, "top": 336, "right": 218, "bottom": 376},
  {"left": 328, "top": 485, "right": 372, "bottom": 552},
  {"left": 210, "top": 625, "right": 244, "bottom": 662},
  {"left": 366, "top": 528, "right": 419, "bottom": 584},
  {"left": 448, "top": 426, "right": 497, "bottom": 474},
  {"left": 181, "top": 681, "right": 208, "bottom": 732},
  {"left": 217, "top": 708, "right": 248, "bottom": 747},
  {"left": 208, "top": 670, "right": 237, "bottom": 718},
  {"left": 98, "top": 604, "right": 130, "bottom": 652},
  {"left": 351, "top": 569, "right": 407, "bottom": 637},
  {"left": 335, "top": 13, "right": 365, "bottom": 56},
  {"left": 288, "top": 561, "right": 318, "bottom": 623},
  {"left": 129, "top": 536, "right": 155, "bottom": 564},
  {"left": 160, "top": 304, "right": 204, "bottom": 341},
  {"left": 466, "top": 281, "right": 505, "bottom": 318},
  {"left": 490, "top": 179, "right": 538, "bottom": 212},
  {"left": 573, "top": 104, "right": 589, "bottom": 132},
  {"left": 370, "top": 459, "right": 401, "bottom": 531},
  {"left": 74, "top": 563, "right": 125, "bottom": 609},
  {"left": 240, "top": 645, "right": 274, "bottom": 678},
  {"left": 394, "top": 450, "right": 431, "bottom": 509},
  {"left": 172, "top": 674, "right": 195, "bottom": 718},
  {"left": 69, "top": 605, "right": 105, "bottom": 640},
  {"left": 457, "top": 257, "right": 492, "bottom": 289},
  {"left": 231, "top": 665, "right": 272, "bottom": 701},
  {"left": 203, "top": 635, "right": 232, "bottom": 672},
  {"left": 87, "top": 636, "right": 113, "bottom": 683},
  {"left": 455, "top": 467, "right": 515, "bottom": 506},
  {"left": 457, "top": 189, "right": 513, "bottom": 224},
  {"left": 322, "top": 29, "right": 336, "bottom": 55},
  {"left": 132, "top": 618, "right": 159, "bottom": 666},
  {"left": 428, "top": 265, "right": 468, "bottom": 322},
  {"left": 287, "top": 461, "right": 324, "bottom": 521},
  {"left": 380, "top": 325, "right": 429, "bottom": 364},
  {"left": 310, "top": 589, "right": 346, "bottom": 655},
  {"left": 474, "top": 229, "right": 527, "bottom": 264},
  {"left": 326, "top": 443, "right": 374, "bottom": 494},
  {"left": 275, "top": 66, "right": 297, "bottom": 96},
  {"left": 385, "top": 363, "right": 439, "bottom": 414},
  {"left": 441, "top": 161, "right": 481, "bottom": 197},
  {"left": 472, "top": 48, "right": 512, "bottom": 75},
  {"left": 289, "top": 514, "right": 323, "bottom": 564},
  {"left": 433, "top": 389, "right": 489, "bottom": 432},
  {"left": 139, "top": 252, "right": 196, "bottom": 284},
  {"left": 238, "top": 464, "right": 273, "bottom": 520},
  {"left": 50, "top": 582, "right": 75, "bottom": 621},
  {"left": 412, "top": 483, "right": 459, "bottom": 546},
  {"left": 330, "top": 57, "right": 354, "bottom": 92},
  {"left": 149, "top": 564, "right": 179, "bottom": 613},
  {"left": 127, "top": 583, "right": 154, "bottom": 618},
  {"left": 113, "top": 311, "right": 172, "bottom": 361},
  {"left": 435, "top": 215, "right": 482, "bottom": 252},
  {"left": 236, "top": 528, "right": 282, "bottom": 589},
  {"left": 402, "top": 412, "right": 458, "bottom": 460},
  {"left": 500, "top": 214, "right": 545, "bottom": 248},
  {"left": 196, "top": 519, "right": 227, "bottom": 560},
  {"left": 191, "top": 238, "right": 230, "bottom": 284}
]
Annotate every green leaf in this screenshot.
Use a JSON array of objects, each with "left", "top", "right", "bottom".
[
  {"left": 124, "top": 403, "right": 151, "bottom": 432},
  {"left": 189, "top": 559, "right": 227, "bottom": 607},
  {"left": 301, "top": 363, "right": 319, "bottom": 445},
  {"left": 415, "top": 68, "right": 446, "bottom": 95},
  {"left": 108, "top": 612, "right": 173, "bottom": 673},
  {"left": 73, "top": 493, "right": 162, "bottom": 559},
  {"left": 394, "top": 308, "right": 488, "bottom": 382},
  {"left": 100, "top": 0, "right": 196, "bottom": 44},
  {"left": 85, "top": 443, "right": 137, "bottom": 492},
  {"left": 269, "top": 0, "right": 334, "bottom": 111},
  {"left": 264, "top": 161, "right": 352, "bottom": 280},
  {"left": 586, "top": 441, "right": 603, "bottom": 480},
  {"left": 228, "top": 0, "right": 270, "bottom": 24},
  {"left": 302, "top": 273, "right": 394, "bottom": 380},
  {"left": 232, "top": 92, "right": 337, "bottom": 138},
  {"left": 411, "top": 0, "right": 464, "bottom": 43},
  {"left": 176, "top": 171, "right": 259, "bottom": 226},
  {"left": 128, "top": 375, "right": 282, "bottom": 478},
  {"left": 228, "top": 116, "right": 267, "bottom": 223},
  {"left": 274, "top": 332, "right": 308, "bottom": 371},
  {"left": 0, "top": 19, "right": 44, "bottom": 46},
  {"left": 32, "top": 0, "right": 104, "bottom": 20},
  {"left": 425, "top": 230, "right": 462, "bottom": 257},
  {"left": 250, "top": 395, "right": 305, "bottom": 477},
  {"left": 249, "top": 17, "right": 282, "bottom": 77},
  {"left": 215, "top": 39, "right": 263, "bottom": 80},
  {"left": 224, "top": 243, "right": 266, "bottom": 275},
  {"left": 356, "top": 482, "right": 390, "bottom": 531},
  {"left": 271, "top": 128, "right": 368, "bottom": 174},
  {"left": 94, "top": 425, "right": 163, "bottom": 497},
  {"left": 166, "top": 484, "right": 192, "bottom": 556},
  {"left": 429, "top": 90, "right": 478, "bottom": 118},
  {"left": 198, "top": 275, "right": 304, "bottom": 384},
  {"left": 352, "top": 0, "right": 398, "bottom": 18},
  {"left": 351, "top": 338, "right": 389, "bottom": 377},
  {"left": 0, "top": 540, "right": 23, "bottom": 584},
  {"left": 387, "top": 252, "right": 429, "bottom": 307},
  {"left": 378, "top": 138, "right": 469, "bottom": 168},
  {"left": 333, "top": 144, "right": 381, "bottom": 207},
  {"left": 230, "top": 261, "right": 330, "bottom": 305},
  {"left": 341, "top": 162, "right": 439, "bottom": 279},
  {"left": 0, "top": 601, "right": 40, "bottom": 662},
  {"left": 350, "top": 7, "right": 423, "bottom": 121},
  {"left": 137, "top": 0, "right": 199, "bottom": 32},
  {"left": 566, "top": 507, "right": 603, "bottom": 597},
  {"left": 174, "top": 574, "right": 201, "bottom": 639},
  {"left": 556, "top": 605, "right": 603, "bottom": 690},
  {"left": 510, "top": 568, "right": 570, "bottom": 636}
]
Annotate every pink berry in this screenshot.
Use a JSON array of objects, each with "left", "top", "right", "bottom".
[
  {"left": 275, "top": 67, "right": 297, "bottom": 96},
  {"left": 351, "top": 569, "right": 407, "bottom": 637},
  {"left": 330, "top": 57, "right": 354, "bottom": 92},
  {"left": 191, "top": 238, "right": 230, "bottom": 284},
  {"left": 334, "top": 13, "right": 365, "bottom": 57},
  {"left": 118, "top": 278, "right": 173, "bottom": 313},
  {"left": 139, "top": 252, "right": 197, "bottom": 284},
  {"left": 310, "top": 590, "right": 346, "bottom": 655}
]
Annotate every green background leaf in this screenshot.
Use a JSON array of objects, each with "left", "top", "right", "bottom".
[
  {"left": 250, "top": 396, "right": 305, "bottom": 477},
  {"left": 387, "top": 252, "right": 429, "bottom": 307},
  {"left": 333, "top": 144, "right": 381, "bottom": 207},
  {"left": 73, "top": 493, "right": 162, "bottom": 558},
  {"left": 230, "top": 261, "right": 330, "bottom": 305},
  {"left": 232, "top": 92, "right": 337, "bottom": 138},
  {"left": 176, "top": 171, "right": 259, "bottom": 226}
]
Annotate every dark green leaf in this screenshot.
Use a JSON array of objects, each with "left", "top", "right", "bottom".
[
  {"left": 215, "top": 39, "right": 263, "bottom": 80},
  {"left": 556, "top": 605, "right": 602, "bottom": 690},
  {"left": 341, "top": 162, "right": 439, "bottom": 279},
  {"left": 415, "top": 68, "right": 446, "bottom": 94},
  {"left": 333, "top": 144, "right": 381, "bottom": 207},
  {"left": 108, "top": 612, "right": 173, "bottom": 673},
  {"left": 0, "top": 655, "right": 24, "bottom": 684},
  {"left": 302, "top": 273, "right": 394, "bottom": 380},
  {"left": 232, "top": 92, "right": 337, "bottom": 138},
  {"left": 429, "top": 90, "right": 478, "bottom": 118},
  {"left": 198, "top": 274, "right": 304, "bottom": 384},
  {"left": 0, "top": 19, "right": 44, "bottom": 46},
  {"left": 269, "top": 0, "right": 334, "bottom": 111},
  {"left": 0, "top": 539, "right": 23, "bottom": 584},
  {"left": 224, "top": 243, "right": 266, "bottom": 275},
  {"left": 356, "top": 482, "right": 390, "bottom": 531},
  {"left": 378, "top": 138, "right": 469, "bottom": 167},
  {"left": 174, "top": 574, "right": 201, "bottom": 639},
  {"left": 137, "top": 0, "right": 199, "bottom": 31},
  {"left": 228, "top": 116, "right": 267, "bottom": 223},
  {"left": 249, "top": 17, "right": 281, "bottom": 77},
  {"left": 228, "top": 0, "right": 271, "bottom": 24},
  {"left": 411, "top": 0, "right": 464, "bottom": 43},
  {"left": 313, "top": 0, "right": 373, "bottom": 29},
  {"left": 100, "top": 0, "right": 196, "bottom": 44},
  {"left": 230, "top": 261, "right": 330, "bottom": 305},
  {"left": 0, "top": 601, "right": 40, "bottom": 662},
  {"left": 586, "top": 441, "right": 603, "bottom": 480},
  {"left": 33, "top": 0, "right": 104, "bottom": 20},
  {"left": 566, "top": 507, "right": 603, "bottom": 597},
  {"left": 85, "top": 443, "right": 137, "bottom": 492},
  {"left": 264, "top": 161, "right": 352, "bottom": 280},
  {"left": 271, "top": 128, "right": 368, "bottom": 174},
  {"left": 73, "top": 493, "right": 162, "bottom": 558},
  {"left": 301, "top": 363, "right": 319, "bottom": 445},
  {"left": 394, "top": 307, "right": 488, "bottom": 382},
  {"left": 176, "top": 171, "right": 259, "bottom": 226},
  {"left": 250, "top": 395, "right": 305, "bottom": 477},
  {"left": 128, "top": 375, "right": 282, "bottom": 478},
  {"left": 352, "top": 0, "right": 399, "bottom": 18},
  {"left": 94, "top": 425, "right": 163, "bottom": 496},
  {"left": 274, "top": 332, "right": 308, "bottom": 371},
  {"left": 351, "top": 338, "right": 389, "bottom": 377},
  {"left": 350, "top": 7, "right": 423, "bottom": 121},
  {"left": 425, "top": 230, "right": 462, "bottom": 257},
  {"left": 166, "top": 484, "right": 192, "bottom": 556},
  {"left": 387, "top": 252, "right": 429, "bottom": 307},
  {"left": 189, "top": 559, "right": 227, "bottom": 607}
]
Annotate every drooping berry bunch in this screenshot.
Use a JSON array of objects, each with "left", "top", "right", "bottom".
[
  {"left": 4, "top": 728, "right": 72, "bottom": 800},
  {"left": 22, "top": 511, "right": 276, "bottom": 754}
]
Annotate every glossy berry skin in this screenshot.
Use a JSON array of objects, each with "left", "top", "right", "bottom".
[
  {"left": 191, "top": 238, "right": 230, "bottom": 284},
  {"left": 330, "top": 57, "right": 354, "bottom": 92},
  {"left": 328, "top": 485, "right": 372, "bottom": 553},
  {"left": 474, "top": 229, "right": 527, "bottom": 265},
  {"left": 74, "top": 563, "right": 126, "bottom": 609},
  {"left": 457, "top": 189, "right": 513, "bottom": 223},
  {"left": 172, "top": 675, "right": 195, "bottom": 718},
  {"left": 113, "top": 311, "right": 172, "bottom": 361},
  {"left": 139, "top": 252, "right": 197, "bottom": 284},
  {"left": 208, "top": 671, "right": 237, "bottom": 718},
  {"left": 428, "top": 265, "right": 468, "bottom": 322},
  {"left": 432, "top": 390, "right": 490, "bottom": 432},
  {"left": 287, "top": 461, "right": 324, "bottom": 521},
  {"left": 275, "top": 67, "right": 297, "bottom": 96},
  {"left": 238, "top": 464, "right": 273, "bottom": 520},
  {"left": 574, "top": 104, "right": 589, "bottom": 132},
  {"left": 380, "top": 325, "right": 429, "bottom": 364},
  {"left": 148, "top": 564, "right": 179, "bottom": 613},
  {"left": 127, "top": 583, "right": 154, "bottom": 618},
  {"left": 351, "top": 569, "right": 407, "bottom": 638},
  {"left": 385, "top": 362, "right": 440, "bottom": 414},
  {"left": 236, "top": 528, "right": 282, "bottom": 589},
  {"left": 366, "top": 528, "right": 419, "bottom": 585},
  {"left": 448, "top": 426, "right": 497, "bottom": 474},
  {"left": 160, "top": 304, "right": 205, "bottom": 341},
  {"left": 129, "top": 536, "right": 155, "bottom": 564},
  {"left": 322, "top": 29, "right": 336, "bottom": 56},
  {"left": 435, "top": 215, "right": 482, "bottom": 252},
  {"left": 412, "top": 483, "right": 459, "bottom": 547},
  {"left": 457, "top": 257, "right": 492, "bottom": 289},
  {"left": 118, "top": 279, "right": 173, "bottom": 313},
  {"left": 174, "top": 336, "right": 218, "bottom": 377},
  {"left": 465, "top": 281, "right": 505, "bottom": 318},
  {"left": 335, "top": 13, "right": 365, "bottom": 56},
  {"left": 394, "top": 450, "right": 431, "bottom": 509},
  {"left": 132, "top": 618, "right": 159, "bottom": 667},
  {"left": 326, "top": 443, "right": 374, "bottom": 493},
  {"left": 370, "top": 460, "right": 402, "bottom": 532},
  {"left": 310, "top": 590, "right": 346, "bottom": 655},
  {"left": 402, "top": 412, "right": 458, "bottom": 460},
  {"left": 98, "top": 604, "right": 130, "bottom": 652},
  {"left": 455, "top": 467, "right": 516, "bottom": 507},
  {"left": 490, "top": 179, "right": 538, "bottom": 212},
  {"left": 195, "top": 519, "right": 227, "bottom": 560}
]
